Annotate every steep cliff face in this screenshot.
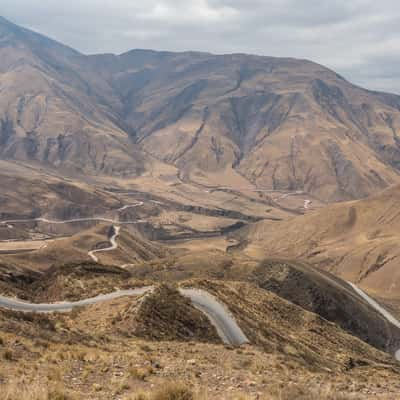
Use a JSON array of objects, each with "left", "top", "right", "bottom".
[{"left": 1, "top": 16, "right": 400, "bottom": 201}]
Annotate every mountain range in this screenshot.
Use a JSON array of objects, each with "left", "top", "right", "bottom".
[
  {"left": 3, "top": 15, "right": 400, "bottom": 399},
  {"left": 2, "top": 16, "right": 400, "bottom": 202}
]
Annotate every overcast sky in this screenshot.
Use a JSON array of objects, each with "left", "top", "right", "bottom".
[{"left": 2, "top": 0, "right": 400, "bottom": 94}]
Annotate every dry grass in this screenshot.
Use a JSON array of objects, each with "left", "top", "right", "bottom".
[
  {"left": 128, "top": 383, "right": 194, "bottom": 400},
  {"left": 152, "top": 383, "right": 194, "bottom": 400},
  {"left": 0, "top": 381, "right": 74, "bottom": 400},
  {"left": 1, "top": 272, "right": 399, "bottom": 400},
  {"left": 1, "top": 378, "right": 397, "bottom": 400},
  {"left": 126, "top": 383, "right": 368, "bottom": 400},
  {"left": 269, "top": 384, "right": 363, "bottom": 400}
]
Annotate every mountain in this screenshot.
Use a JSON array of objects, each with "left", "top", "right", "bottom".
[
  {"left": 87, "top": 50, "right": 400, "bottom": 202},
  {"left": 2, "top": 15, "right": 400, "bottom": 201},
  {"left": 240, "top": 184, "right": 400, "bottom": 298},
  {"left": 0, "top": 16, "right": 147, "bottom": 175}
]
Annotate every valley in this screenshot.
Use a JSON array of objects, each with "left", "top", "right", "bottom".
[{"left": 1, "top": 14, "right": 400, "bottom": 400}]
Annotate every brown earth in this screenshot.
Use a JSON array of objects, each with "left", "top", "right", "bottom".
[{"left": 240, "top": 184, "right": 400, "bottom": 300}]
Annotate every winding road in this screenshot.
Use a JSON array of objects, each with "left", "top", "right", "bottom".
[
  {"left": 0, "top": 203, "right": 143, "bottom": 260},
  {"left": 180, "top": 288, "right": 249, "bottom": 345},
  {"left": 0, "top": 287, "right": 152, "bottom": 312},
  {"left": 3, "top": 203, "right": 400, "bottom": 353},
  {"left": 117, "top": 202, "right": 144, "bottom": 211},
  {"left": 348, "top": 281, "right": 400, "bottom": 361},
  {"left": 88, "top": 225, "right": 121, "bottom": 263},
  {"left": 0, "top": 202, "right": 144, "bottom": 227},
  {"left": 0, "top": 200, "right": 249, "bottom": 346},
  {"left": 0, "top": 286, "right": 249, "bottom": 346}
]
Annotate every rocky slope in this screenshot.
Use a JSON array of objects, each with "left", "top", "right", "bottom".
[
  {"left": 1, "top": 257, "right": 400, "bottom": 398},
  {"left": 5, "top": 257, "right": 398, "bottom": 359},
  {"left": 0, "top": 262, "right": 397, "bottom": 372},
  {"left": 1, "top": 17, "right": 400, "bottom": 201}
]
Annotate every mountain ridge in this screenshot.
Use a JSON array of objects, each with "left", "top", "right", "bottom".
[{"left": 2, "top": 16, "right": 400, "bottom": 201}]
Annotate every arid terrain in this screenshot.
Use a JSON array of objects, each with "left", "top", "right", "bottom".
[
  {"left": 2, "top": 16, "right": 400, "bottom": 202},
  {"left": 1, "top": 15, "right": 400, "bottom": 400},
  {"left": 1, "top": 263, "right": 400, "bottom": 399},
  {"left": 239, "top": 185, "right": 400, "bottom": 303}
]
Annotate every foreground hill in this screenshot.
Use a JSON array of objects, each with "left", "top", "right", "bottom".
[
  {"left": 1, "top": 263, "right": 400, "bottom": 398},
  {"left": 1, "top": 17, "right": 400, "bottom": 201},
  {"left": 241, "top": 184, "right": 400, "bottom": 297}
]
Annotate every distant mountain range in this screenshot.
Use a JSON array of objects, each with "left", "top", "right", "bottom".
[{"left": 1, "top": 16, "right": 400, "bottom": 201}]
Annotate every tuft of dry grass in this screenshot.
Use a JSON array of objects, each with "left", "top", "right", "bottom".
[
  {"left": 152, "top": 383, "right": 194, "bottom": 400},
  {"left": 3, "top": 349, "right": 13, "bottom": 361},
  {"left": 129, "top": 365, "right": 154, "bottom": 381},
  {"left": 128, "top": 383, "right": 194, "bottom": 400}
]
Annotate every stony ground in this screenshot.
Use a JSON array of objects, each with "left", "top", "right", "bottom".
[
  {"left": 1, "top": 330, "right": 400, "bottom": 399},
  {"left": 1, "top": 264, "right": 400, "bottom": 399}
]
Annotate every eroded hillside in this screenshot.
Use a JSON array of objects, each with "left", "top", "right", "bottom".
[{"left": 2, "top": 17, "right": 400, "bottom": 201}]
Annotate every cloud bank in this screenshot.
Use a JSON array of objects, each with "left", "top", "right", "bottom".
[{"left": 2, "top": 0, "right": 400, "bottom": 93}]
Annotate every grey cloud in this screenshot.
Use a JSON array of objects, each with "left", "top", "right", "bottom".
[{"left": 1, "top": 0, "right": 400, "bottom": 94}]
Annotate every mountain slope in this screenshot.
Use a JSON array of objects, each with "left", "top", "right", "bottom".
[
  {"left": 0, "top": 161, "right": 121, "bottom": 224},
  {"left": 90, "top": 50, "right": 400, "bottom": 202},
  {"left": 2, "top": 266, "right": 400, "bottom": 398},
  {"left": 0, "top": 17, "right": 147, "bottom": 175},
  {"left": 1, "top": 262, "right": 398, "bottom": 372},
  {"left": 241, "top": 184, "right": 400, "bottom": 297},
  {"left": 1, "top": 17, "right": 400, "bottom": 201}
]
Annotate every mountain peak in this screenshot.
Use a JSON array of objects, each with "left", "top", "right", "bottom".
[
  {"left": 0, "top": 15, "right": 20, "bottom": 35},
  {"left": 0, "top": 15, "right": 12, "bottom": 24},
  {"left": 0, "top": 15, "right": 80, "bottom": 57}
]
